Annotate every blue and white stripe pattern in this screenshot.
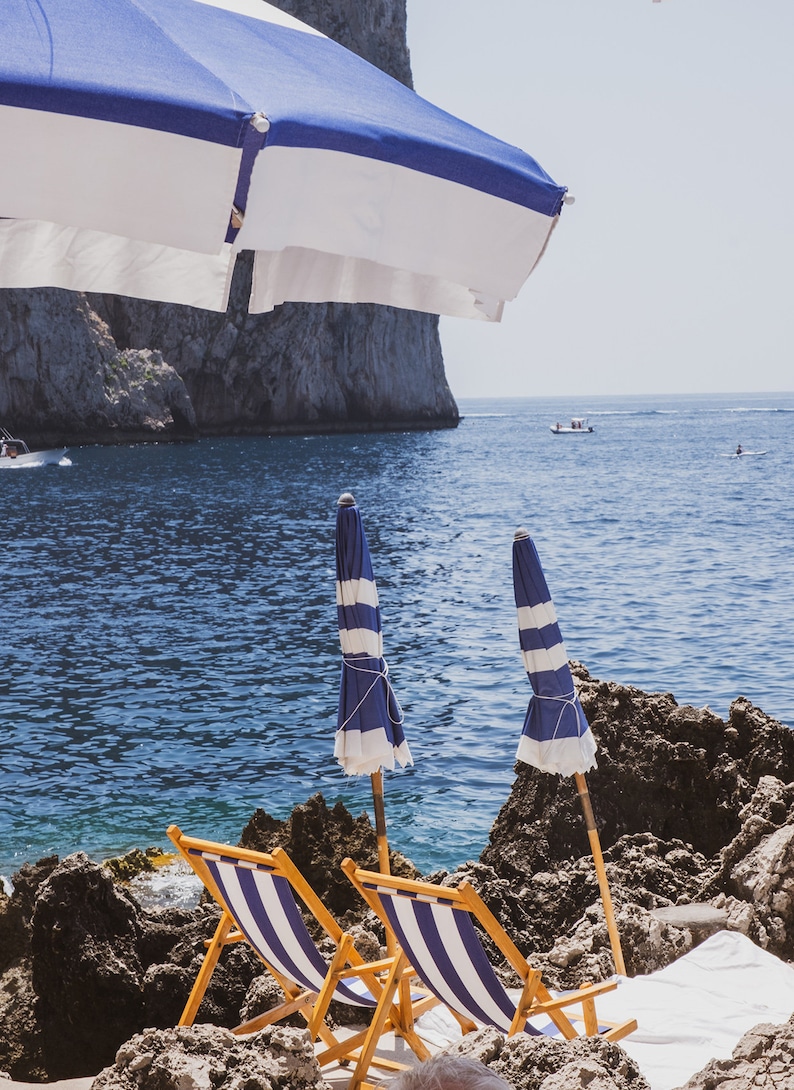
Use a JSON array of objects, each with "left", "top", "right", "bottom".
[
  {"left": 0, "top": 0, "right": 567, "bottom": 319},
  {"left": 513, "top": 529, "right": 597, "bottom": 776},
  {"left": 191, "top": 848, "right": 377, "bottom": 1006},
  {"left": 361, "top": 880, "right": 561, "bottom": 1037},
  {"left": 335, "top": 495, "right": 412, "bottom": 776}
]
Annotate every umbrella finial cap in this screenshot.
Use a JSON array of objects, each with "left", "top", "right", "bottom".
[
  {"left": 514, "top": 527, "right": 530, "bottom": 541},
  {"left": 338, "top": 492, "right": 356, "bottom": 507}
]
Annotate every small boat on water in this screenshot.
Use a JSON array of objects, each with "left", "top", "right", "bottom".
[
  {"left": 0, "top": 427, "right": 68, "bottom": 468},
  {"left": 550, "top": 417, "right": 595, "bottom": 434}
]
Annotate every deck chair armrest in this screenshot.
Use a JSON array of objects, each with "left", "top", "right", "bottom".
[
  {"left": 532, "top": 979, "right": 618, "bottom": 1014},
  {"left": 335, "top": 956, "right": 399, "bottom": 978},
  {"left": 205, "top": 929, "right": 245, "bottom": 948}
]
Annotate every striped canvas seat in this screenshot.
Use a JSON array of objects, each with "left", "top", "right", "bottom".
[
  {"left": 343, "top": 860, "right": 637, "bottom": 1046},
  {"left": 167, "top": 826, "right": 436, "bottom": 1084}
]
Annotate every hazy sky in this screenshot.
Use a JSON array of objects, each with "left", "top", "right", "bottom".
[{"left": 405, "top": 1, "right": 794, "bottom": 399}]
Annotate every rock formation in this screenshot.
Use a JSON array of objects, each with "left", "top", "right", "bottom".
[
  {"left": 0, "top": 289, "right": 197, "bottom": 445},
  {"left": 0, "top": 795, "right": 399, "bottom": 1081},
  {"left": 446, "top": 1026, "right": 651, "bottom": 1090},
  {"left": 2, "top": 672, "right": 794, "bottom": 1087},
  {"left": 0, "top": 0, "right": 458, "bottom": 448},
  {"left": 92, "top": 1024, "right": 327, "bottom": 1090},
  {"left": 469, "top": 664, "right": 794, "bottom": 987},
  {"left": 680, "top": 1015, "right": 794, "bottom": 1090}
]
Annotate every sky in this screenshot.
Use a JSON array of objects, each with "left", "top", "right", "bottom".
[{"left": 405, "top": 0, "right": 794, "bottom": 399}]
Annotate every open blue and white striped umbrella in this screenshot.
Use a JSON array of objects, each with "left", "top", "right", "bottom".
[
  {"left": 512, "top": 528, "right": 597, "bottom": 777},
  {"left": 0, "top": 0, "right": 568, "bottom": 319},
  {"left": 335, "top": 493, "right": 410, "bottom": 875}
]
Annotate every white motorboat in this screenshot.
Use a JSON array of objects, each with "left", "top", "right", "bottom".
[
  {"left": 550, "top": 417, "right": 595, "bottom": 434},
  {"left": 0, "top": 427, "right": 68, "bottom": 468}
]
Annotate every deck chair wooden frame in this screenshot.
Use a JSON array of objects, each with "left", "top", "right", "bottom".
[
  {"left": 342, "top": 858, "right": 636, "bottom": 1056},
  {"left": 167, "top": 826, "right": 437, "bottom": 1084}
]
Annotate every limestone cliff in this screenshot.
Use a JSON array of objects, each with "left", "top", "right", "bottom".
[{"left": 0, "top": 0, "right": 458, "bottom": 447}]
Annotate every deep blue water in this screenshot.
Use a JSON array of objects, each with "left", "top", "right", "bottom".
[{"left": 2, "top": 392, "right": 792, "bottom": 882}]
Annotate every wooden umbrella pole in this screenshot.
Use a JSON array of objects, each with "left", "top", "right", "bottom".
[
  {"left": 370, "top": 769, "right": 395, "bottom": 956},
  {"left": 370, "top": 769, "right": 391, "bottom": 876},
  {"left": 574, "top": 772, "right": 626, "bottom": 976}
]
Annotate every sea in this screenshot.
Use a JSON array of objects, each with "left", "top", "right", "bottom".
[{"left": 2, "top": 391, "right": 793, "bottom": 887}]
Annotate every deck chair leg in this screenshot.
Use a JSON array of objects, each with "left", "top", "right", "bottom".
[
  {"left": 581, "top": 984, "right": 599, "bottom": 1036},
  {"left": 508, "top": 969, "right": 542, "bottom": 1035},
  {"left": 382, "top": 974, "right": 431, "bottom": 1060},
  {"left": 532, "top": 980, "right": 578, "bottom": 1040},
  {"left": 397, "top": 975, "right": 414, "bottom": 1035},
  {"left": 392, "top": 1024, "right": 432, "bottom": 1063},
  {"left": 386, "top": 980, "right": 432, "bottom": 1060},
  {"left": 307, "top": 932, "right": 355, "bottom": 1040},
  {"left": 447, "top": 1008, "right": 479, "bottom": 1034},
  {"left": 348, "top": 949, "right": 409, "bottom": 1090},
  {"left": 180, "top": 912, "right": 236, "bottom": 1026}
]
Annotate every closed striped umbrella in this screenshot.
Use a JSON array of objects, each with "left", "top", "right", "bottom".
[
  {"left": 335, "top": 493, "right": 411, "bottom": 874},
  {"left": 512, "top": 528, "right": 597, "bottom": 776},
  {"left": 512, "top": 527, "right": 625, "bottom": 975}
]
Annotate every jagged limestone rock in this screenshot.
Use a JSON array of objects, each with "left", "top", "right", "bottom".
[
  {"left": 92, "top": 1024, "right": 327, "bottom": 1090},
  {"left": 443, "top": 1028, "right": 651, "bottom": 1090},
  {"left": 680, "top": 1015, "right": 794, "bottom": 1090},
  {"left": 0, "top": 290, "right": 195, "bottom": 445}
]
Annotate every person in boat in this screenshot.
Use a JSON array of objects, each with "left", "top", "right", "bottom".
[
  {"left": 0, "top": 441, "right": 7, "bottom": 457},
  {"left": 736, "top": 444, "right": 743, "bottom": 455}
]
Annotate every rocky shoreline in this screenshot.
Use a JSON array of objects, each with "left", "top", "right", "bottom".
[{"left": 2, "top": 665, "right": 793, "bottom": 1089}]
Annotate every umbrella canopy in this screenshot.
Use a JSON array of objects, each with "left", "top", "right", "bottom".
[
  {"left": 0, "top": 0, "right": 567, "bottom": 319},
  {"left": 334, "top": 493, "right": 411, "bottom": 777},
  {"left": 512, "top": 528, "right": 597, "bottom": 777}
]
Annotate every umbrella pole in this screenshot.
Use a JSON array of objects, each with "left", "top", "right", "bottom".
[
  {"left": 370, "top": 769, "right": 396, "bottom": 957},
  {"left": 370, "top": 769, "right": 391, "bottom": 876},
  {"left": 574, "top": 772, "right": 626, "bottom": 976}
]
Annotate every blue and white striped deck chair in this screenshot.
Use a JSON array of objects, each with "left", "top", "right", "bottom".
[
  {"left": 167, "top": 826, "right": 435, "bottom": 1083},
  {"left": 343, "top": 860, "right": 636, "bottom": 1046}
]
